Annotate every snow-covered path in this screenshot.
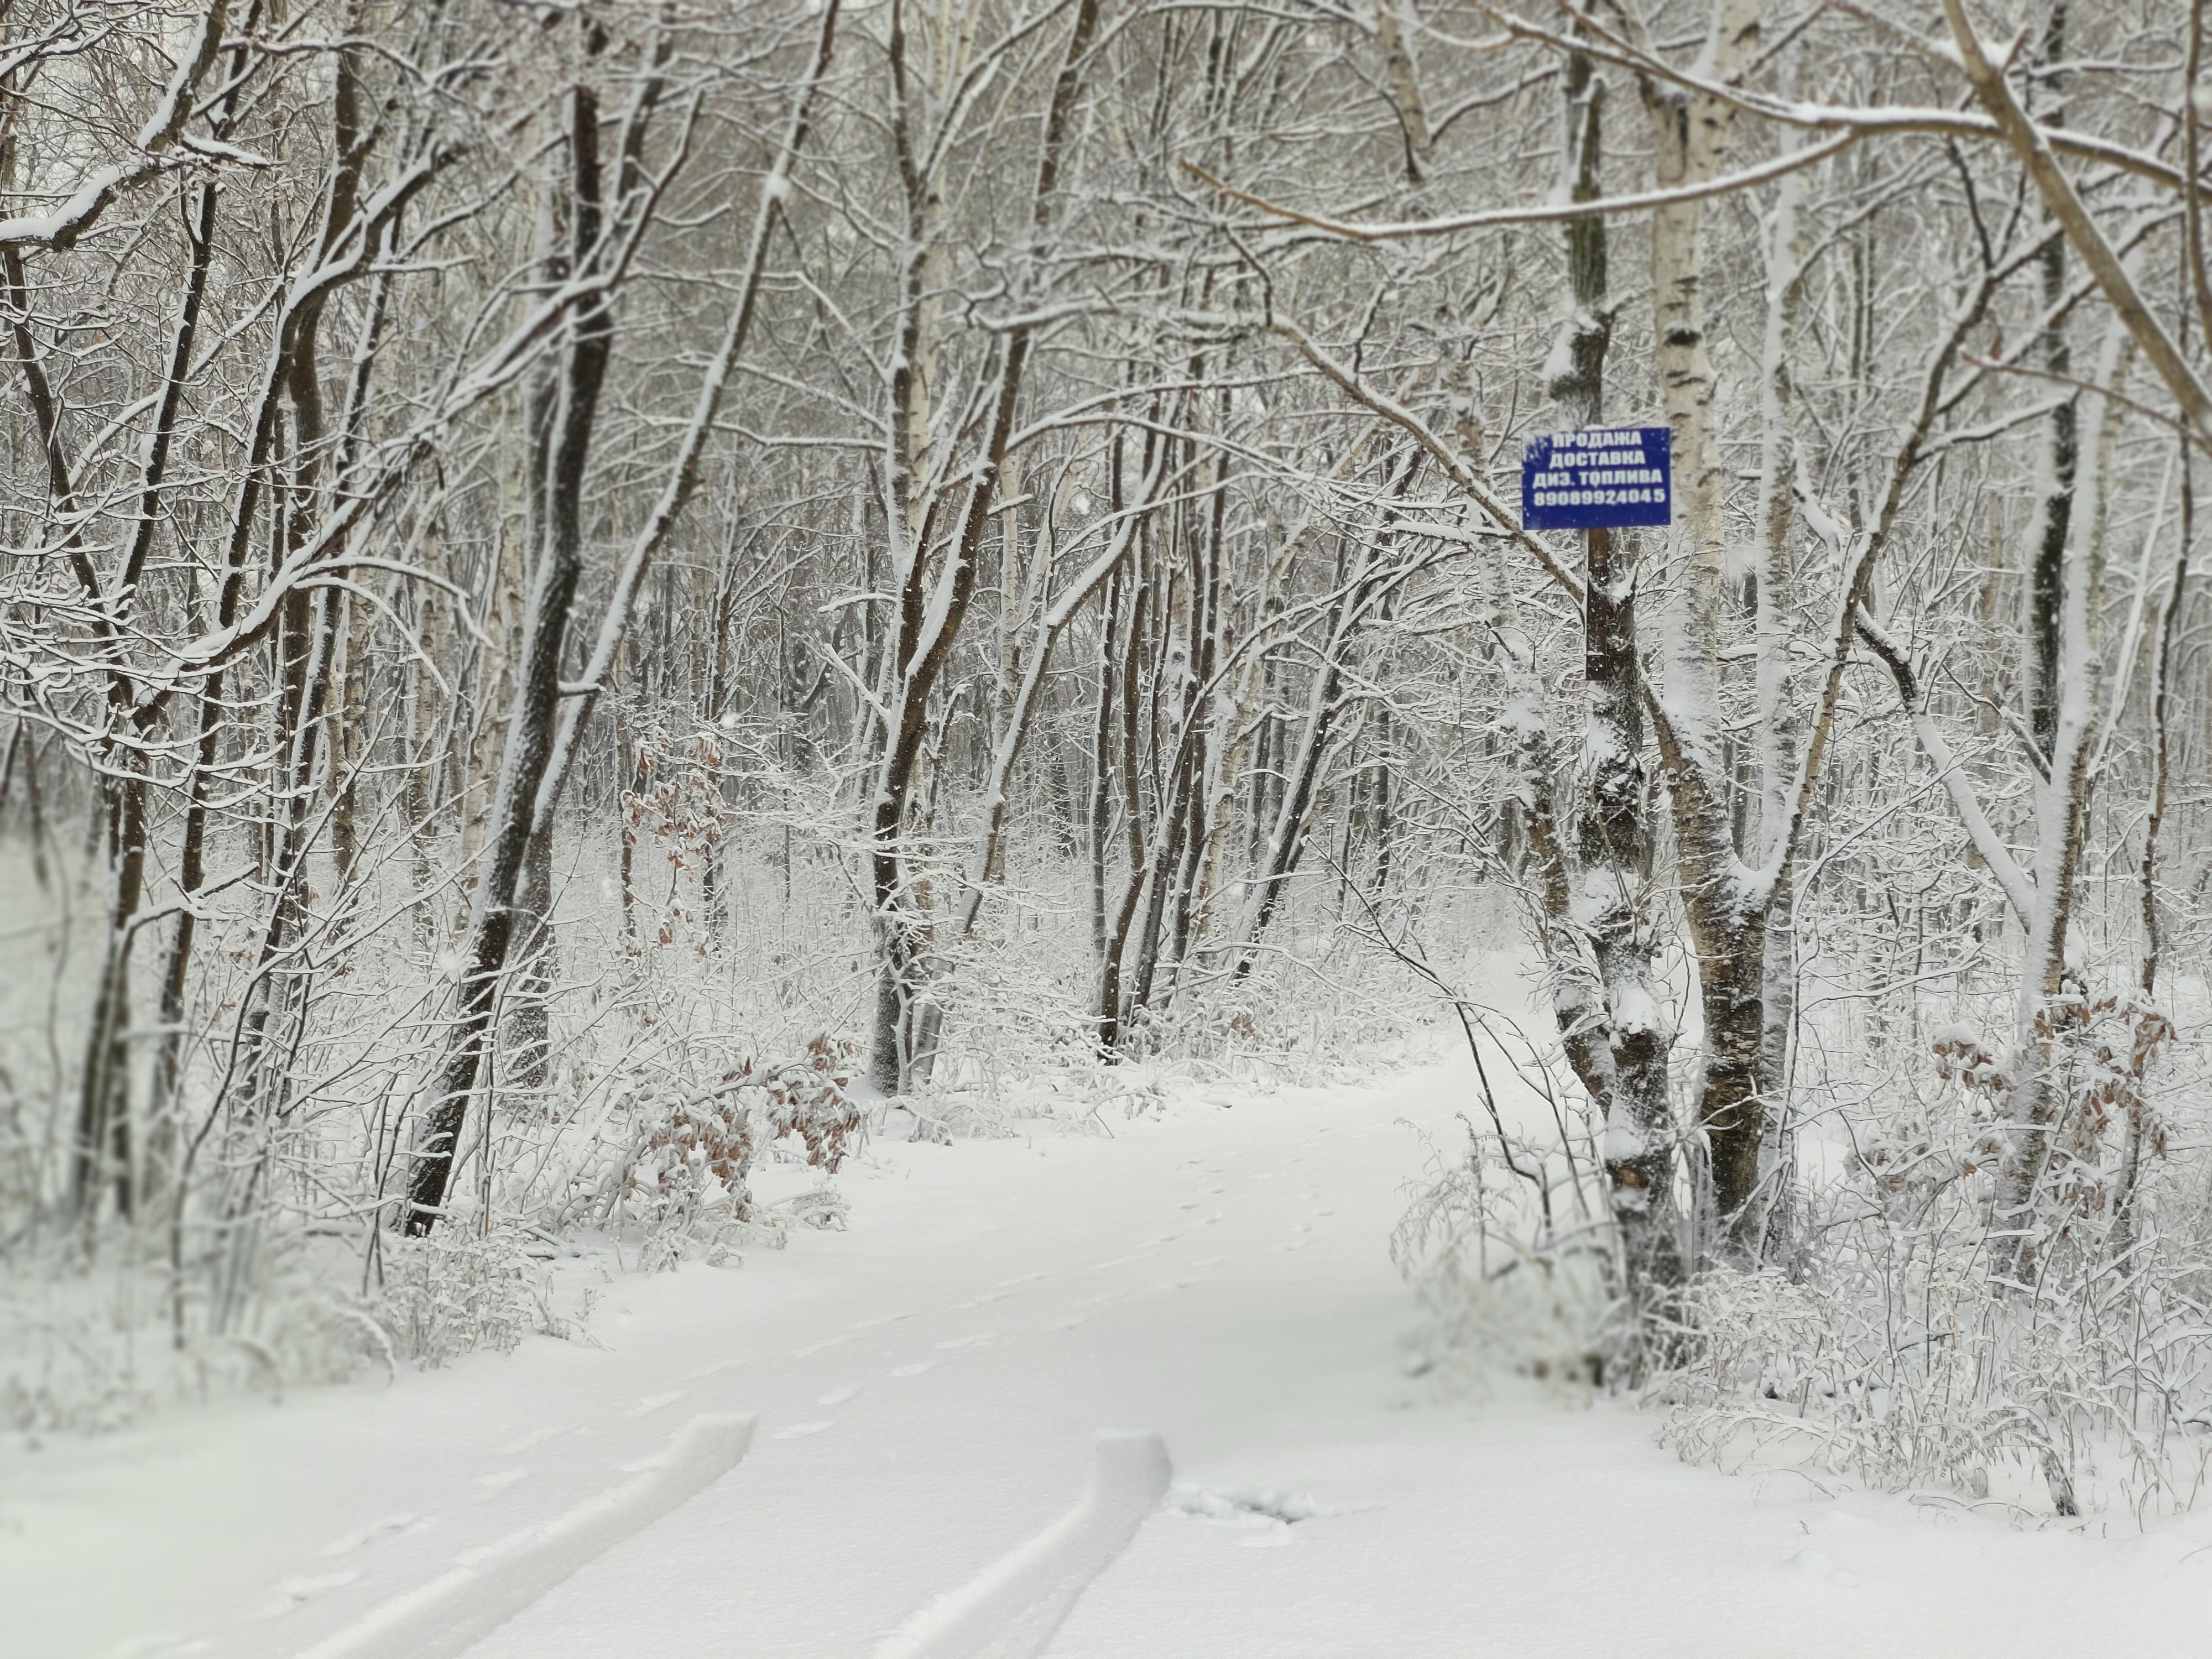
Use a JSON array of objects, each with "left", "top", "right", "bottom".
[{"left": 9, "top": 1062, "right": 2212, "bottom": 1659}]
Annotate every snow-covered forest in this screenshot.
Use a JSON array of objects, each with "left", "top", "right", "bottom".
[{"left": 10, "top": 0, "right": 2212, "bottom": 1648}]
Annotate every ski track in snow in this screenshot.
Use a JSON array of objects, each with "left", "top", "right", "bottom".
[
  {"left": 294, "top": 1414, "right": 753, "bottom": 1659},
  {"left": 868, "top": 1432, "right": 1172, "bottom": 1659},
  {"left": 15, "top": 1051, "right": 2212, "bottom": 1658}
]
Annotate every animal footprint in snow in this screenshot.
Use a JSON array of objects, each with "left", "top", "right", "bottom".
[
  {"left": 954, "top": 1291, "right": 1009, "bottom": 1309},
  {"left": 935, "top": 1331, "right": 996, "bottom": 1349},
  {"left": 773, "top": 1421, "right": 834, "bottom": 1441},
  {"left": 497, "top": 1425, "right": 567, "bottom": 1455},
  {"left": 473, "top": 1468, "right": 530, "bottom": 1495},
  {"left": 319, "top": 1513, "right": 422, "bottom": 1556},
  {"left": 891, "top": 1361, "right": 936, "bottom": 1377},
  {"left": 1169, "top": 1483, "right": 1324, "bottom": 1546},
  {"left": 1782, "top": 1548, "right": 1859, "bottom": 1588},
  {"left": 846, "top": 1313, "right": 917, "bottom": 1332},
  {"left": 794, "top": 1333, "right": 856, "bottom": 1357},
  {"left": 257, "top": 1570, "right": 359, "bottom": 1618},
  {"left": 622, "top": 1389, "right": 686, "bottom": 1417},
  {"left": 818, "top": 1384, "right": 862, "bottom": 1406}
]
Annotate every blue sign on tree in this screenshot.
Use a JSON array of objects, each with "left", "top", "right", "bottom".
[{"left": 1520, "top": 425, "right": 1672, "bottom": 531}]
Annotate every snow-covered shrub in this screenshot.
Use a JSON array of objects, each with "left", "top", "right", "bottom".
[
  {"left": 1112, "top": 949, "right": 1431, "bottom": 1086},
  {"left": 0, "top": 1229, "right": 431, "bottom": 1428},
  {"left": 1392, "top": 1117, "right": 1616, "bottom": 1393},
  {"left": 367, "top": 1227, "right": 570, "bottom": 1369},
  {"left": 1655, "top": 1230, "right": 2212, "bottom": 1518},
  {"left": 1657, "top": 999, "right": 2212, "bottom": 1519},
  {"left": 595, "top": 1034, "right": 860, "bottom": 1257},
  {"left": 0, "top": 1270, "right": 162, "bottom": 1434},
  {"left": 1922, "top": 993, "right": 2174, "bottom": 1256}
]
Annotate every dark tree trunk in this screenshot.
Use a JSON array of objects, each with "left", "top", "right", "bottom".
[{"left": 409, "top": 69, "right": 615, "bottom": 1233}]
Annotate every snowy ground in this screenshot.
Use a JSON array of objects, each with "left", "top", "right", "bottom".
[{"left": 8, "top": 1058, "right": 2212, "bottom": 1659}]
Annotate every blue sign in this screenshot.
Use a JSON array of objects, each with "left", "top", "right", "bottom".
[{"left": 1520, "top": 425, "right": 1672, "bottom": 531}]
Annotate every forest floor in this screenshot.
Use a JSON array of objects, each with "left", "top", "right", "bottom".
[{"left": 8, "top": 1057, "right": 2212, "bottom": 1659}]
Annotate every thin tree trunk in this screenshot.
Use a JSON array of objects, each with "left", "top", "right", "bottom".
[
  {"left": 409, "top": 65, "right": 618, "bottom": 1232},
  {"left": 2116, "top": 430, "right": 2191, "bottom": 1256},
  {"left": 866, "top": 0, "right": 1102, "bottom": 1092}
]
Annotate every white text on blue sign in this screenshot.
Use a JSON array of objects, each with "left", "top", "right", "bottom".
[{"left": 1520, "top": 425, "right": 1673, "bottom": 531}]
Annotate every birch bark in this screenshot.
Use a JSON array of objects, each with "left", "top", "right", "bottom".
[{"left": 1640, "top": 0, "right": 1768, "bottom": 1251}]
